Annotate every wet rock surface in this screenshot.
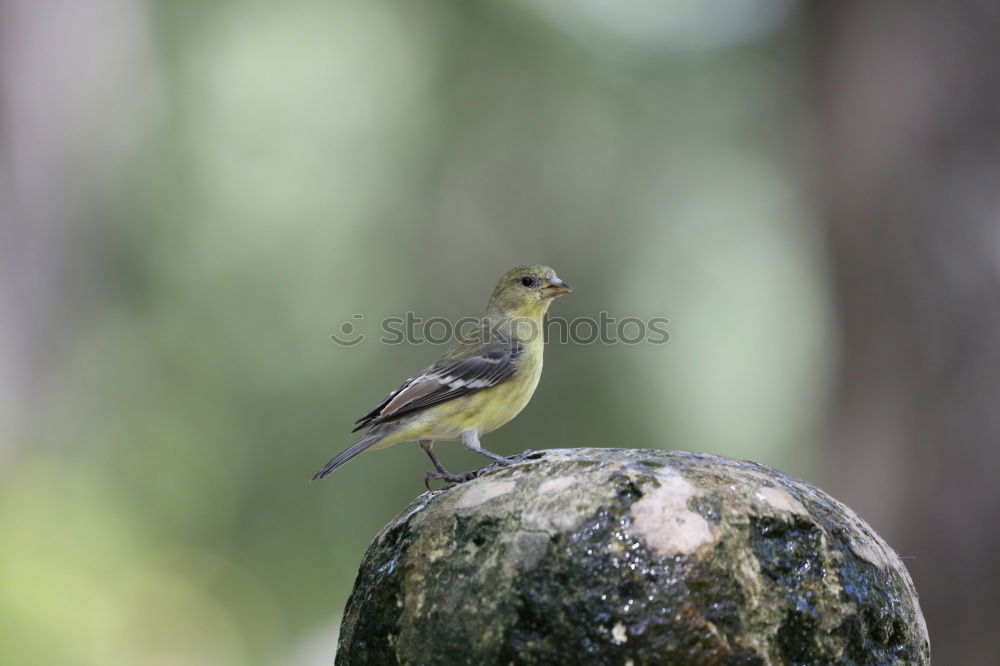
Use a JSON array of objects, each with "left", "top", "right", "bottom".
[{"left": 335, "top": 449, "right": 929, "bottom": 665}]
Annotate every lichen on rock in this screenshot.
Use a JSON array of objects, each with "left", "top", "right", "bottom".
[{"left": 335, "top": 448, "right": 929, "bottom": 665}]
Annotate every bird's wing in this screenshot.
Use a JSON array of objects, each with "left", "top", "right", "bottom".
[{"left": 352, "top": 340, "right": 522, "bottom": 432}]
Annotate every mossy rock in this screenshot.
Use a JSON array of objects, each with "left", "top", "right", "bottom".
[{"left": 335, "top": 449, "right": 929, "bottom": 665}]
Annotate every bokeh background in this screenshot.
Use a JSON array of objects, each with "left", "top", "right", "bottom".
[{"left": 2, "top": 1, "right": 997, "bottom": 663}]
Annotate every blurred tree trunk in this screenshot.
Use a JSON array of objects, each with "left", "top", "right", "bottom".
[{"left": 815, "top": 2, "right": 1000, "bottom": 663}]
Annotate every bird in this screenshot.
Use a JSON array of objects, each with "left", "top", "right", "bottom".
[{"left": 313, "top": 265, "right": 572, "bottom": 487}]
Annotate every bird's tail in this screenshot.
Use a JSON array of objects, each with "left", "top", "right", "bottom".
[{"left": 311, "top": 429, "right": 388, "bottom": 481}]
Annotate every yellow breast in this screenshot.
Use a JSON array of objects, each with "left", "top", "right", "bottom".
[
  {"left": 477, "top": 338, "right": 543, "bottom": 434},
  {"left": 383, "top": 333, "right": 543, "bottom": 444}
]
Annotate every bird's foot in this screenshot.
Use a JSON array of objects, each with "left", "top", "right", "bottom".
[
  {"left": 505, "top": 448, "right": 535, "bottom": 463},
  {"left": 424, "top": 451, "right": 543, "bottom": 490},
  {"left": 424, "top": 468, "right": 484, "bottom": 490}
]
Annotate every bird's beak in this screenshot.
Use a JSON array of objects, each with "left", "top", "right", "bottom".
[{"left": 542, "top": 277, "right": 572, "bottom": 298}]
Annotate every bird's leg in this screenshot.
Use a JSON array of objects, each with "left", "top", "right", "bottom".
[
  {"left": 421, "top": 439, "right": 475, "bottom": 489},
  {"left": 419, "top": 439, "right": 450, "bottom": 475},
  {"left": 461, "top": 430, "right": 511, "bottom": 467}
]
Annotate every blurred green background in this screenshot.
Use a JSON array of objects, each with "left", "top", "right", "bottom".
[{"left": 3, "top": 1, "right": 998, "bottom": 664}]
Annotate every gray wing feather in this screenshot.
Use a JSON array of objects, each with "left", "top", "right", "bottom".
[{"left": 351, "top": 342, "right": 521, "bottom": 432}]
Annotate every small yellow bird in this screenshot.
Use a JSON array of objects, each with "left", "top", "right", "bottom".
[{"left": 313, "top": 265, "right": 572, "bottom": 486}]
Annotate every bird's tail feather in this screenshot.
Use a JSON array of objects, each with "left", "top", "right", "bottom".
[{"left": 312, "top": 430, "right": 387, "bottom": 481}]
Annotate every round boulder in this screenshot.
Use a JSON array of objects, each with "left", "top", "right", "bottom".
[{"left": 336, "top": 448, "right": 929, "bottom": 665}]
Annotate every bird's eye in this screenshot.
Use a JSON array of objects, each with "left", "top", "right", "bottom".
[{"left": 521, "top": 276, "right": 537, "bottom": 288}]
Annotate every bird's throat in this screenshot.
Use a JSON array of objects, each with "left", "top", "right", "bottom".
[{"left": 484, "top": 305, "right": 550, "bottom": 344}]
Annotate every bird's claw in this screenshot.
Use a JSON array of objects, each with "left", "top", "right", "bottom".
[
  {"left": 486, "top": 448, "right": 536, "bottom": 467},
  {"left": 507, "top": 448, "right": 534, "bottom": 462},
  {"left": 424, "top": 469, "right": 483, "bottom": 490},
  {"left": 423, "top": 450, "right": 540, "bottom": 490}
]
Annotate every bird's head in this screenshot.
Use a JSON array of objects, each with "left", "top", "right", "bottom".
[{"left": 486, "top": 265, "right": 572, "bottom": 319}]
